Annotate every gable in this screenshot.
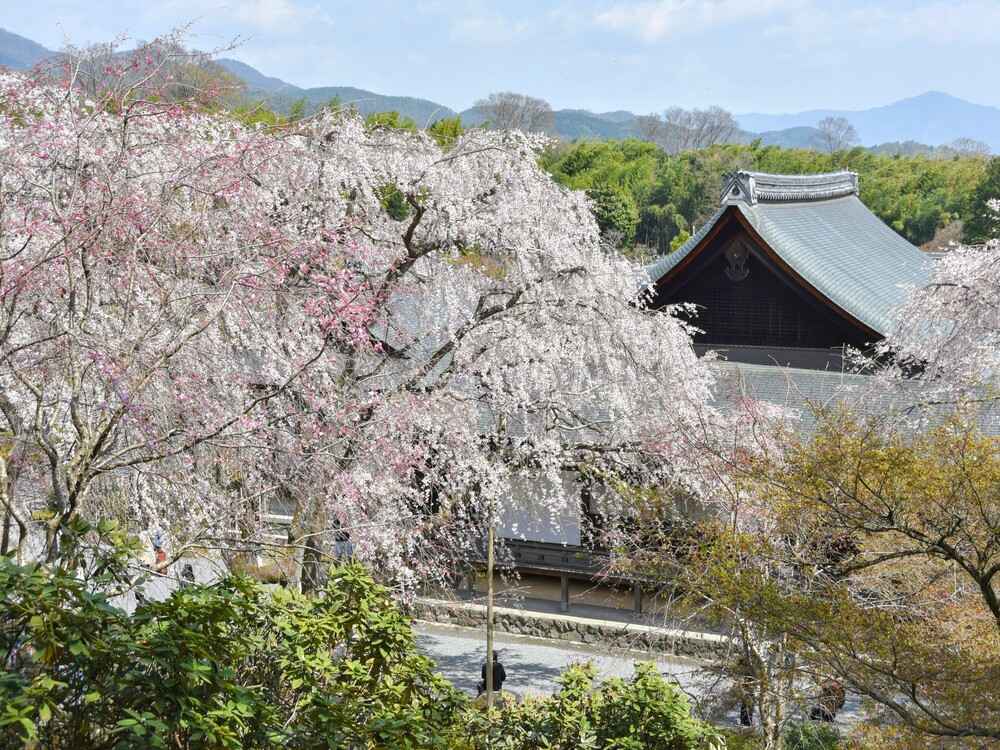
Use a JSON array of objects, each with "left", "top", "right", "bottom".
[
  {"left": 648, "top": 213, "right": 877, "bottom": 367},
  {"left": 646, "top": 172, "right": 931, "bottom": 338}
]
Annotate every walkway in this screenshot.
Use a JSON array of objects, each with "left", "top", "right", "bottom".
[{"left": 414, "top": 621, "right": 702, "bottom": 699}]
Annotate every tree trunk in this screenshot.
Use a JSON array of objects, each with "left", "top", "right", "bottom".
[
  {"left": 0, "top": 508, "right": 10, "bottom": 558},
  {"left": 300, "top": 536, "right": 327, "bottom": 594},
  {"left": 288, "top": 495, "right": 326, "bottom": 594}
]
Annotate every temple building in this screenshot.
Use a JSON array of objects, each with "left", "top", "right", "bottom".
[
  {"left": 494, "top": 170, "right": 937, "bottom": 615},
  {"left": 645, "top": 170, "right": 930, "bottom": 371}
]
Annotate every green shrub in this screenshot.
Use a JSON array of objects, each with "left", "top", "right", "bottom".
[
  {"left": 587, "top": 184, "right": 640, "bottom": 245},
  {"left": 0, "top": 554, "right": 463, "bottom": 749},
  {"left": 377, "top": 182, "right": 412, "bottom": 220},
  {"left": 464, "top": 661, "right": 723, "bottom": 750},
  {"left": 366, "top": 110, "right": 418, "bottom": 132},
  {"left": 428, "top": 117, "right": 464, "bottom": 150},
  {"left": 782, "top": 720, "right": 841, "bottom": 750}
]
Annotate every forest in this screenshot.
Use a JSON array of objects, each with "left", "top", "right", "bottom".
[{"left": 540, "top": 139, "right": 992, "bottom": 258}]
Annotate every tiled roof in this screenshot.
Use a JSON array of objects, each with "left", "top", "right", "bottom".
[
  {"left": 713, "top": 361, "right": 1000, "bottom": 435},
  {"left": 713, "top": 361, "right": 870, "bottom": 427},
  {"left": 721, "top": 170, "right": 860, "bottom": 204},
  {"left": 645, "top": 171, "right": 933, "bottom": 336},
  {"left": 644, "top": 206, "right": 724, "bottom": 286}
]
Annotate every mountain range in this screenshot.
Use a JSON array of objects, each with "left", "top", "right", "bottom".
[
  {"left": 0, "top": 28, "right": 52, "bottom": 70},
  {"left": 2, "top": 27, "right": 998, "bottom": 152},
  {"left": 737, "top": 92, "right": 1000, "bottom": 153}
]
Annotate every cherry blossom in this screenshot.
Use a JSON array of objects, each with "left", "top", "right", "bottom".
[{"left": 0, "top": 41, "right": 718, "bottom": 592}]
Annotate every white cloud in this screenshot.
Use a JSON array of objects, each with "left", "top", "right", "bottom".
[
  {"left": 231, "top": 0, "right": 332, "bottom": 32},
  {"left": 450, "top": 13, "right": 532, "bottom": 45},
  {"left": 761, "top": 1, "right": 1000, "bottom": 51},
  {"left": 595, "top": 0, "right": 802, "bottom": 42},
  {"left": 856, "top": 1, "right": 1000, "bottom": 45}
]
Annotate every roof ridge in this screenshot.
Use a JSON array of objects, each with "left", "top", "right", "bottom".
[{"left": 721, "top": 170, "right": 859, "bottom": 205}]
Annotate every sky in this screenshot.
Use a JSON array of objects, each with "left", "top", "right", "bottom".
[{"left": 5, "top": 0, "right": 1000, "bottom": 114}]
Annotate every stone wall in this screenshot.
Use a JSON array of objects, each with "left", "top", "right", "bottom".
[{"left": 411, "top": 598, "right": 727, "bottom": 662}]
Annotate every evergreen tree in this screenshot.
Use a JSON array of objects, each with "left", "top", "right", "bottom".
[{"left": 963, "top": 156, "right": 1000, "bottom": 243}]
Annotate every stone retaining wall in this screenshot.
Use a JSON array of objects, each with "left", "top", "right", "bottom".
[{"left": 411, "top": 598, "right": 727, "bottom": 661}]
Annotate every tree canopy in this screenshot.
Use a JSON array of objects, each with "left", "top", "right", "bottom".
[
  {"left": 0, "top": 41, "right": 717, "bottom": 597},
  {"left": 542, "top": 139, "right": 987, "bottom": 254},
  {"left": 962, "top": 156, "right": 1000, "bottom": 243}
]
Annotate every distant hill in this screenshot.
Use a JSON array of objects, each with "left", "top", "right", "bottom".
[
  {"left": 306, "top": 86, "right": 456, "bottom": 124},
  {"left": 757, "top": 126, "right": 825, "bottom": 150},
  {"left": 595, "top": 110, "right": 636, "bottom": 124},
  {"left": 215, "top": 58, "right": 297, "bottom": 94},
  {"left": 552, "top": 109, "right": 635, "bottom": 139},
  {"left": 459, "top": 106, "right": 637, "bottom": 139},
  {"left": 0, "top": 28, "right": 54, "bottom": 70},
  {"left": 215, "top": 59, "right": 457, "bottom": 124},
  {"left": 3, "top": 27, "right": 996, "bottom": 152},
  {"left": 738, "top": 92, "right": 1000, "bottom": 152}
]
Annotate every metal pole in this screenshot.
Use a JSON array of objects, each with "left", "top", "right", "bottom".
[{"left": 485, "top": 521, "right": 495, "bottom": 710}]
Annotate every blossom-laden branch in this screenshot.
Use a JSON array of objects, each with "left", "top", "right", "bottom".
[{"left": 0, "top": 36, "right": 719, "bottom": 592}]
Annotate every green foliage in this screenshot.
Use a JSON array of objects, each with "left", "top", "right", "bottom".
[
  {"left": 586, "top": 184, "right": 640, "bottom": 244},
  {"left": 670, "top": 229, "right": 691, "bottom": 252},
  {"left": 542, "top": 140, "right": 986, "bottom": 252},
  {"left": 288, "top": 97, "right": 308, "bottom": 122},
  {"left": 0, "top": 558, "right": 463, "bottom": 749},
  {"left": 366, "top": 110, "right": 418, "bottom": 132},
  {"left": 428, "top": 117, "right": 464, "bottom": 150},
  {"left": 782, "top": 721, "right": 841, "bottom": 750},
  {"left": 718, "top": 729, "right": 761, "bottom": 750},
  {"left": 465, "top": 662, "right": 723, "bottom": 750},
  {"left": 377, "top": 182, "right": 412, "bottom": 221},
  {"left": 962, "top": 156, "right": 1000, "bottom": 242},
  {"left": 230, "top": 101, "right": 287, "bottom": 129}
]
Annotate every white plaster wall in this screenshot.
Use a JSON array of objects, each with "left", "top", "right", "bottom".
[{"left": 497, "top": 473, "right": 582, "bottom": 545}]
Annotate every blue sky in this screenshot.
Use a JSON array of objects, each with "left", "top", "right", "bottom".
[{"left": 6, "top": 1, "right": 1000, "bottom": 113}]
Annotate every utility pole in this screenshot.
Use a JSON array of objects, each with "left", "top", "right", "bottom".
[
  {"left": 485, "top": 519, "right": 495, "bottom": 709},
  {"left": 485, "top": 412, "right": 507, "bottom": 713}
]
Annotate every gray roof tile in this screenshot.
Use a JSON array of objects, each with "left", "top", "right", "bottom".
[
  {"left": 645, "top": 171, "right": 932, "bottom": 336},
  {"left": 713, "top": 361, "right": 1000, "bottom": 435}
]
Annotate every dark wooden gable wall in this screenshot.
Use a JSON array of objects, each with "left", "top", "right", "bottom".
[{"left": 647, "top": 212, "right": 877, "bottom": 368}]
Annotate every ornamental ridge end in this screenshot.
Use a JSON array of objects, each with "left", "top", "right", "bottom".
[{"left": 720, "top": 170, "right": 859, "bottom": 206}]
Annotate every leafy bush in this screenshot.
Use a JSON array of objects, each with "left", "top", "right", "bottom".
[
  {"left": 782, "top": 720, "right": 841, "bottom": 750},
  {"left": 587, "top": 184, "right": 640, "bottom": 245},
  {"left": 2, "top": 525, "right": 724, "bottom": 749},
  {"left": 428, "top": 117, "right": 464, "bottom": 150},
  {"left": 1, "top": 556, "right": 463, "bottom": 749},
  {"left": 463, "top": 662, "right": 723, "bottom": 750},
  {"left": 377, "top": 181, "right": 412, "bottom": 221}
]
